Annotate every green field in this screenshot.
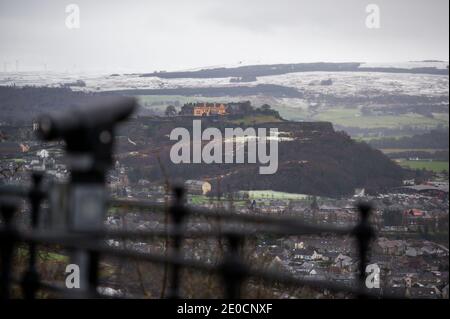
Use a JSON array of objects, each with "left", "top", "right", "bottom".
[
  {"left": 241, "top": 190, "right": 311, "bottom": 200},
  {"left": 18, "top": 248, "right": 68, "bottom": 262},
  {"left": 355, "top": 135, "right": 410, "bottom": 142},
  {"left": 189, "top": 195, "right": 210, "bottom": 205},
  {"left": 314, "top": 108, "right": 449, "bottom": 142},
  {"left": 380, "top": 148, "right": 448, "bottom": 154},
  {"left": 397, "top": 160, "right": 449, "bottom": 173},
  {"left": 312, "top": 108, "right": 449, "bottom": 129}
]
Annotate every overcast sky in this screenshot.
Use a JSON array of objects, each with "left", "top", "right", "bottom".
[{"left": 0, "top": 0, "right": 448, "bottom": 73}]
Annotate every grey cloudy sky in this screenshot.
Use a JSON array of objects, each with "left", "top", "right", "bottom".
[{"left": 0, "top": 0, "right": 448, "bottom": 73}]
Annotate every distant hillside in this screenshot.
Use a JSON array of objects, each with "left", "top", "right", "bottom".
[
  {"left": 369, "top": 130, "right": 449, "bottom": 149},
  {"left": 141, "top": 62, "right": 361, "bottom": 78},
  {"left": 140, "top": 62, "right": 449, "bottom": 79}
]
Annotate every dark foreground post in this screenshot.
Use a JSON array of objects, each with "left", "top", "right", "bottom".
[
  {"left": 167, "top": 186, "right": 187, "bottom": 299},
  {"left": 21, "top": 172, "right": 44, "bottom": 299},
  {"left": 221, "top": 233, "right": 247, "bottom": 299},
  {"left": 0, "top": 200, "right": 18, "bottom": 299},
  {"left": 354, "top": 202, "right": 376, "bottom": 298}
]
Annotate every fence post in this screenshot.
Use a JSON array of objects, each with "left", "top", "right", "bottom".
[
  {"left": 221, "top": 233, "right": 247, "bottom": 299},
  {"left": 354, "top": 202, "right": 375, "bottom": 298},
  {"left": 87, "top": 250, "right": 100, "bottom": 298},
  {"left": 167, "top": 186, "right": 187, "bottom": 299},
  {"left": 21, "top": 172, "right": 44, "bottom": 299},
  {"left": 0, "top": 200, "right": 18, "bottom": 299}
]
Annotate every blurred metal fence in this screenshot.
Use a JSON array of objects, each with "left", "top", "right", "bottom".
[{"left": 0, "top": 97, "right": 388, "bottom": 299}]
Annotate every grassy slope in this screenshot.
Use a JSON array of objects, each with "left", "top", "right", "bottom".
[
  {"left": 397, "top": 159, "right": 449, "bottom": 172},
  {"left": 312, "top": 108, "right": 448, "bottom": 129}
]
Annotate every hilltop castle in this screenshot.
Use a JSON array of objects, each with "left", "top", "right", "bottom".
[
  {"left": 192, "top": 102, "right": 227, "bottom": 116},
  {"left": 180, "top": 102, "right": 227, "bottom": 116}
]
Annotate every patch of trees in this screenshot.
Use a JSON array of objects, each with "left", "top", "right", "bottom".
[
  {"left": 335, "top": 126, "right": 439, "bottom": 139},
  {"left": 230, "top": 76, "right": 257, "bottom": 83},
  {"left": 165, "top": 105, "right": 177, "bottom": 117},
  {"left": 360, "top": 104, "right": 448, "bottom": 117},
  {"left": 386, "top": 150, "right": 449, "bottom": 161},
  {"left": 369, "top": 129, "right": 449, "bottom": 149}
]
